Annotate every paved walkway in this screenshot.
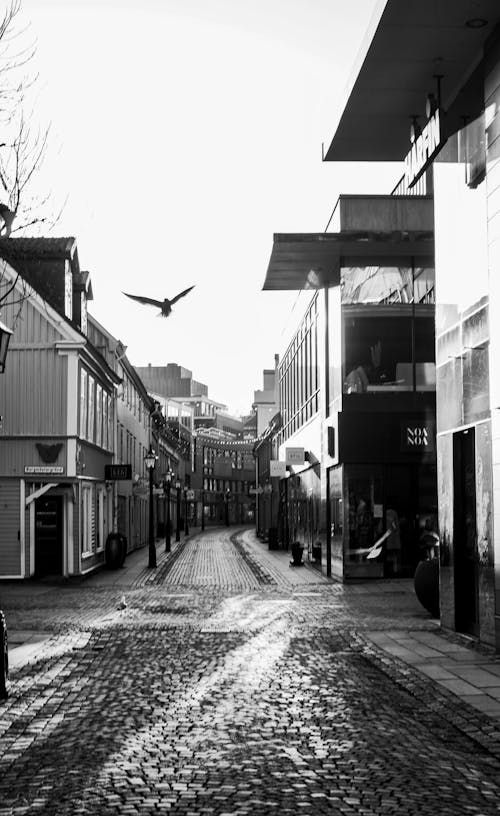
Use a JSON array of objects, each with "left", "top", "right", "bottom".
[{"left": 5, "top": 525, "right": 500, "bottom": 724}]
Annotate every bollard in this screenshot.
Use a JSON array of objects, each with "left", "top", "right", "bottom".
[{"left": 0, "top": 609, "right": 8, "bottom": 700}]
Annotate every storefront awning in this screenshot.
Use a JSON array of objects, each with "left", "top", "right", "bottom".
[
  {"left": 324, "top": 0, "right": 500, "bottom": 162},
  {"left": 263, "top": 231, "right": 434, "bottom": 291}
]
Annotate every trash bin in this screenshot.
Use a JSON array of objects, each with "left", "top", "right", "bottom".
[
  {"left": 290, "top": 541, "right": 304, "bottom": 566},
  {"left": 268, "top": 527, "right": 278, "bottom": 550},
  {"left": 105, "top": 533, "right": 126, "bottom": 570},
  {"left": 414, "top": 557, "right": 439, "bottom": 617}
]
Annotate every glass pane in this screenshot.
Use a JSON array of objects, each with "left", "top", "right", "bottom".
[
  {"left": 343, "top": 312, "right": 412, "bottom": 392},
  {"left": 341, "top": 266, "right": 434, "bottom": 305}
]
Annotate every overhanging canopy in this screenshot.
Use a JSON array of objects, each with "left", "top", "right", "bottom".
[
  {"left": 263, "top": 231, "right": 434, "bottom": 291},
  {"left": 324, "top": 0, "right": 500, "bottom": 162}
]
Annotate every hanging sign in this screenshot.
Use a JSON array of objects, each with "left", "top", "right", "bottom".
[
  {"left": 285, "top": 447, "right": 305, "bottom": 466},
  {"left": 404, "top": 109, "right": 446, "bottom": 189},
  {"left": 270, "top": 460, "right": 286, "bottom": 477},
  {"left": 105, "top": 464, "right": 132, "bottom": 480}
]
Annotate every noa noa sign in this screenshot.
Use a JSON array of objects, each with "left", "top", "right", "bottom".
[{"left": 404, "top": 109, "right": 446, "bottom": 189}]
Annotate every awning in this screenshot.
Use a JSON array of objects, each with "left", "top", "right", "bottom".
[
  {"left": 263, "top": 231, "right": 434, "bottom": 291},
  {"left": 323, "top": 0, "right": 500, "bottom": 162},
  {"left": 25, "top": 483, "right": 57, "bottom": 506}
]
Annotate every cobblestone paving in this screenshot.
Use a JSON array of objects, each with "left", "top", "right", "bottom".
[{"left": 1, "top": 528, "right": 500, "bottom": 814}]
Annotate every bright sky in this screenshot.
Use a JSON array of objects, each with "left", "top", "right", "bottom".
[{"left": 19, "top": 0, "right": 397, "bottom": 415}]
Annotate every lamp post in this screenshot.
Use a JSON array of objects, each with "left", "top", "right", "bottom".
[
  {"left": 184, "top": 486, "right": 189, "bottom": 536},
  {"left": 201, "top": 487, "right": 205, "bottom": 531},
  {"left": 175, "top": 479, "right": 181, "bottom": 542},
  {"left": 0, "top": 317, "right": 12, "bottom": 698},
  {"left": 144, "top": 447, "right": 157, "bottom": 568},
  {"left": 225, "top": 488, "right": 230, "bottom": 527},
  {"left": 164, "top": 471, "right": 172, "bottom": 552}
]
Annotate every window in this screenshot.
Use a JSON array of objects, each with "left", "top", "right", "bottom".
[
  {"left": 80, "top": 370, "right": 88, "bottom": 439},
  {"left": 96, "top": 487, "right": 105, "bottom": 551},
  {"left": 88, "top": 376, "right": 95, "bottom": 441},
  {"left": 82, "top": 484, "right": 96, "bottom": 555},
  {"left": 96, "top": 384, "right": 103, "bottom": 447},
  {"left": 279, "top": 294, "right": 319, "bottom": 443},
  {"left": 341, "top": 265, "right": 435, "bottom": 306},
  {"left": 343, "top": 307, "right": 435, "bottom": 394},
  {"left": 102, "top": 393, "right": 109, "bottom": 450}
]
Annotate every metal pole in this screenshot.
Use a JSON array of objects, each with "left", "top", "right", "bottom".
[
  {"left": 0, "top": 610, "right": 8, "bottom": 700},
  {"left": 148, "top": 464, "right": 156, "bottom": 568},
  {"left": 225, "top": 491, "right": 229, "bottom": 527},
  {"left": 201, "top": 488, "right": 205, "bottom": 531},
  {"left": 184, "top": 489, "right": 189, "bottom": 536},
  {"left": 165, "top": 480, "right": 171, "bottom": 552},
  {"left": 176, "top": 484, "right": 181, "bottom": 542}
]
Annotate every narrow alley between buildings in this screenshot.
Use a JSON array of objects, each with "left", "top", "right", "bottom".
[{"left": 1, "top": 527, "right": 500, "bottom": 815}]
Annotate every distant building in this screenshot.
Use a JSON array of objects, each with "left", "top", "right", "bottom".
[
  {"left": 252, "top": 355, "right": 279, "bottom": 437},
  {"left": 135, "top": 362, "right": 227, "bottom": 432}
]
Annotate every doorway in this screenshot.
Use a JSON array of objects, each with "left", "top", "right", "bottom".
[
  {"left": 453, "top": 428, "right": 478, "bottom": 635},
  {"left": 35, "top": 496, "right": 63, "bottom": 577}
]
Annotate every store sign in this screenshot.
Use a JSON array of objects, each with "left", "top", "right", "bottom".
[
  {"left": 270, "top": 460, "right": 286, "bottom": 477},
  {"left": 404, "top": 109, "right": 446, "bottom": 189},
  {"left": 24, "top": 466, "right": 64, "bottom": 474},
  {"left": 104, "top": 464, "right": 132, "bottom": 480},
  {"left": 285, "top": 447, "right": 305, "bottom": 466},
  {"left": 400, "top": 422, "right": 435, "bottom": 452}
]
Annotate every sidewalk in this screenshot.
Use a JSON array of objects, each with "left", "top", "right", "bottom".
[{"left": 246, "top": 529, "right": 500, "bottom": 723}]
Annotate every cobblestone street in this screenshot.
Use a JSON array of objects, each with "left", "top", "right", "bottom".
[{"left": 1, "top": 527, "right": 500, "bottom": 814}]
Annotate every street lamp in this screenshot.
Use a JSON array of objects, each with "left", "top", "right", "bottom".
[
  {"left": 184, "top": 486, "right": 189, "bottom": 536},
  {"left": 201, "top": 487, "right": 205, "bottom": 531},
  {"left": 164, "top": 471, "right": 172, "bottom": 552},
  {"left": 0, "top": 318, "right": 11, "bottom": 697},
  {"left": 144, "top": 447, "right": 157, "bottom": 568},
  {"left": 175, "top": 479, "right": 181, "bottom": 542},
  {"left": 0, "top": 318, "right": 13, "bottom": 374},
  {"left": 225, "top": 488, "right": 231, "bottom": 527}
]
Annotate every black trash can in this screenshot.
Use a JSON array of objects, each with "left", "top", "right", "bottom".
[
  {"left": 268, "top": 527, "right": 278, "bottom": 550},
  {"left": 105, "top": 533, "right": 125, "bottom": 570},
  {"left": 290, "top": 541, "right": 304, "bottom": 566}
]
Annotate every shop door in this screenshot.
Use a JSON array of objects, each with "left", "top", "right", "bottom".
[
  {"left": 383, "top": 466, "right": 420, "bottom": 577},
  {"left": 35, "top": 496, "right": 63, "bottom": 577},
  {"left": 453, "top": 429, "right": 479, "bottom": 635}
]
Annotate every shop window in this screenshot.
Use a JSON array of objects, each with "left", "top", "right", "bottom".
[{"left": 343, "top": 309, "right": 435, "bottom": 393}]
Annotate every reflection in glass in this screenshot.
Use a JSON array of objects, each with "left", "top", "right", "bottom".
[{"left": 341, "top": 266, "right": 435, "bottom": 305}]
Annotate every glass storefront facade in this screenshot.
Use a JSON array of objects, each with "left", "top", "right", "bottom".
[{"left": 327, "top": 247, "right": 437, "bottom": 580}]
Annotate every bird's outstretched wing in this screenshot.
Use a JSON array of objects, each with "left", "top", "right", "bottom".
[
  {"left": 169, "top": 285, "right": 195, "bottom": 305},
  {"left": 123, "top": 292, "right": 163, "bottom": 308}
]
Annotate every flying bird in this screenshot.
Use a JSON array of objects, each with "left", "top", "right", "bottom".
[{"left": 122, "top": 285, "right": 195, "bottom": 317}]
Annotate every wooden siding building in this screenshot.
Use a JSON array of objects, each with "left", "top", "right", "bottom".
[{"left": 0, "top": 238, "right": 121, "bottom": 579}]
